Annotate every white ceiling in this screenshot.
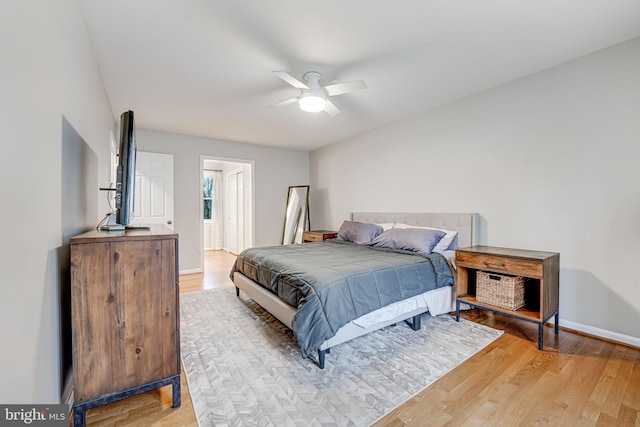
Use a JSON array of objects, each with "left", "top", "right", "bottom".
[{"left": 80, "top": 0, "right": 640, "bottom": 151}]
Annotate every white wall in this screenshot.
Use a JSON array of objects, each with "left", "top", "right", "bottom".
[
  {"left": 0, "top": 1, "right": 114, "bottom": 403},
  {"left": 310, "top": 38, "right": 640, "bottom": 344},
  {"left": 136, "top": 129, "right": 309, "bottom": 272}
]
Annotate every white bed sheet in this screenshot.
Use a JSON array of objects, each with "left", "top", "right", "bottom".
[{"left": 351, "top": 285, "right": 454, "bottom": 328}]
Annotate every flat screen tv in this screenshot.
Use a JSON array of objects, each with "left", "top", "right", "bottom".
[
  {"left": 116, "top": 110, "right": 136, "bottom": 225},
  {"left": 101, "top": 110, "right": 137, "bottom": 230}
]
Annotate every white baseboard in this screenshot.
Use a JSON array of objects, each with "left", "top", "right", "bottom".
[
  {"left": 62, "top": 369, "right": 74, "bottom": 407},
  {"left": 554, "top": 318, "right": 640, "bottom": 348},
  {"left": 180, "top": 268, "right": 202, "bottom": 275}
]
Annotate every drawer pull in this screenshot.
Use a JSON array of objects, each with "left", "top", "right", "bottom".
[{"left": 484, "top": 261, "right": 506, "bottom": 268}]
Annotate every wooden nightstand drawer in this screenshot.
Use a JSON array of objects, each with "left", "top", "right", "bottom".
[
  {"left": 303, "top": 232, "right": 324, "bottom": 242},
  {"left": 302, "top": 230, "right": 338, "bottom": 242},
  {"left": 456, "top": 252, "right": 543, "bottom": 278}
]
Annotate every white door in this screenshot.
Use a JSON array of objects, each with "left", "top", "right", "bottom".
[
  {"left": 226, "top": 172, "right": 238, "bottom": 254},
  {"left": 132, "top": 152, "right": 174, "bottom": 230},
  {"left": 225, "top": 167, "right": 245, "bottom": 255}
]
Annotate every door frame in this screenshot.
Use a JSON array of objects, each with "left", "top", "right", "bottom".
[{"left": 199, "top": 155, "right": 255, "bottom": 272}]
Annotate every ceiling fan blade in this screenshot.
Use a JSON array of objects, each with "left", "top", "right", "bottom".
[
  {"left": 273, "top": 71, "right": 309, "bottom": 90},
  {"left": 324, "top": 80, "right": 367, "bottom": 97},
  {"left": 324, "top": 99, "right": 341, "bottom": 116},
  {"left": 270, "top": 97, "right": 299, "bottom": 108}
]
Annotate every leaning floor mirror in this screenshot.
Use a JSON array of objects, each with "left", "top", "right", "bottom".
[{"left": 282, "top": 185, "right": 310, "bottom": 244}]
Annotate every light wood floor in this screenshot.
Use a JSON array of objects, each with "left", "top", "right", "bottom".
[
  {"left": 84, "top": 250, "right": 640, "bottom": 426},
  {"left": 179, "top": 250, "right": 236, "bottom": 293}
]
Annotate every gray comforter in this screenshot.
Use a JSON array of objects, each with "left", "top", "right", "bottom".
[{"left": 231, "top": 240, "right": 454, "bottom": 357}]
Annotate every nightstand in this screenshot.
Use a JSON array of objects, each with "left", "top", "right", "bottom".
[
  {"left": 302, "top": 230, "right": 338, "bottom": 242},
  {"left": 455, "top": 246, "right": 560, "bottom": 350}
]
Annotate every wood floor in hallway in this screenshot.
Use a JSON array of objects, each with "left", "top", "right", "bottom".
[{"left": 179, "top": 250, "right": 236, "bottom": 293}]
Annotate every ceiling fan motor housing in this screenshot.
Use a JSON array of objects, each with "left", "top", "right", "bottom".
[{"left": 302, "top": 71, "right": 327, "bottom": 97}]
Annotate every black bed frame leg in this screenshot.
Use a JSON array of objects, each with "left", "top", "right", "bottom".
[
  {"left": 235, "top": 286, "right": 240, "bottom": 297},
  {"left": 404, "top": 314, "right": 421, "bottom": 331},
  {"left": 318, "top": 349, "right": 328, "bottom": 369},
  {"left": 411, "top": 314, "right": 421, "bottom": 331}
]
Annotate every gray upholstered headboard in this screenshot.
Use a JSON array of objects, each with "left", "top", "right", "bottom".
[{"left": 350, "top": 212, "right": 479, "bottom": 249}]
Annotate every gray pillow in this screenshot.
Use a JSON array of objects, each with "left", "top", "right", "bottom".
[
  {"left": 369, "top": 228, "right": 446, "bottom": 254},
  {"left": 337, "top": 221, "right": 384, "bottom": 245}
]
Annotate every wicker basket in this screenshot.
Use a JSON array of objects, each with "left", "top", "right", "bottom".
[{"left": 476, "top": 271, "right": 525, "bottom": 310}]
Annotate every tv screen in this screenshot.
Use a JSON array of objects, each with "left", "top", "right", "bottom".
[{"left": 115, "top": 110, "right": 136, "bottom": 226}]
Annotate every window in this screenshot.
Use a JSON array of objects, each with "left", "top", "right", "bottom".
[{"left": 203, "top": 175, "right": 214, "bottom": 220}]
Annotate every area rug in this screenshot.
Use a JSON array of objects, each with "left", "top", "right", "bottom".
[{"left": 180, "top": 287, "right": 502, "bottom": 427}]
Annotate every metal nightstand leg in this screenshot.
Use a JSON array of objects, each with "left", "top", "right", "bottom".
[{"left": 538, "top": 323, "right": 544, "bottom": 350}]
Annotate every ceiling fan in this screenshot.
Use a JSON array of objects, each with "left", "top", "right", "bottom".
[{"left": 271, "top": 71, "right": 367, "bottom": 116}]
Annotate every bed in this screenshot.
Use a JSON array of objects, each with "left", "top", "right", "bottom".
[{"left": 231, "top": 212, "right": 479, "bottom": 368}]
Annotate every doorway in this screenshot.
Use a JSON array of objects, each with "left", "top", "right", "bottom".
[{"left": 200, "top": 157, "right": 254, "bottom": 270}]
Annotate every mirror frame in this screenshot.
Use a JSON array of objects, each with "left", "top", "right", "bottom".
[{"left": 281, "top": 185, "right": 310, "bottom": 244}]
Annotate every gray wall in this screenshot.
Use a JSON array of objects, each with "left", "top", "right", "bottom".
[
  {"left": 310, "top": 38, "right": 640, "bottom": 345},
  {"left": 136, "top": 129, "right": 309, "bottom": 272},
  {"left": 0, "top": 1, "right": 114, "bottom": 403}
]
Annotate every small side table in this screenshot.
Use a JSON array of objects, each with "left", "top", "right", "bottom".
[
  {"left": 302, "top": 230, "right": 338, "bottom": 243},
  {"left": 455, "top": 246, "right": 560, "bottom": 350}
]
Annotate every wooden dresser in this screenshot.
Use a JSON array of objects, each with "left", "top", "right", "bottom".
[
  {"left": 70, "top": 226, "right": 181, "bottom": 427},
  {"left": 455, "top": 246, "right": 560, "bottom": 349},
  {"left": 302, "top": 230, "right": 338, "bottom": 242}
]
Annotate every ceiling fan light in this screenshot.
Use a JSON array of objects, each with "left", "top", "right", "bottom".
[{"left": 298, "top": 94, "right": 326, "bottom": 113}]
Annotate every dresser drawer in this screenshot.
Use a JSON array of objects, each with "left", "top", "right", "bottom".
[{"left": 456, "top": 252, "right": 543, "bottom": 278}]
